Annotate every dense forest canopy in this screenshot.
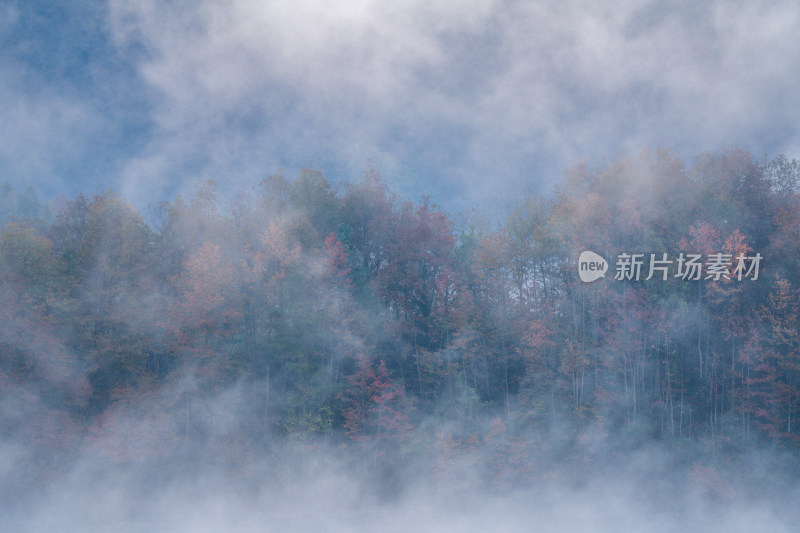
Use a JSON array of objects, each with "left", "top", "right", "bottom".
[{"left": 2, "top": 148, "right": 800, "bottom": 508}]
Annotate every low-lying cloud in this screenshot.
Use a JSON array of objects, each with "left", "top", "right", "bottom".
[{"left": 105, "top": 0, "right": 800, "bottom": 205}]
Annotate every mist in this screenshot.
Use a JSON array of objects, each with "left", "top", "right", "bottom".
[
  {"left": 4, "top": 1, "right": 800, "bottom": 531},
  {"left": 3, "top": 150, "right": 800, "bottom": 531},
  {"left": 3, "top": 1, "right": 800, "bottom": 206}
]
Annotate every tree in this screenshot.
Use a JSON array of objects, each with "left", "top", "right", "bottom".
[
  {"left": 740, "top": 279, "right": 800, "bottom": 445},
  {"left": 377, "top": 199, "right": 456, "bottom": 351},
  {"left": 341, "top": 359, "right": 411, "bottom": 471}
]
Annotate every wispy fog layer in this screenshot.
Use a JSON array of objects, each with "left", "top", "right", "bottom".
[
  {"left": 3, "top": 2, "right": 800, "bottom": 530},
  {"left": 3, "top": 152, "right": 800, "bottom": 532},
  {"left": 3, "top": 424, "right": 799, "bottom": 533},
  {"left": 108, "top": 0, "right": 800, "bottom": 204},
  {"left": 2, "top": 1, "right": 800, "bottom": 205}
]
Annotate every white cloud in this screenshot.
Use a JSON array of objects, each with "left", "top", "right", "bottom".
[{"left": 108, "top": 0, "right": 800, "bottom": 205}]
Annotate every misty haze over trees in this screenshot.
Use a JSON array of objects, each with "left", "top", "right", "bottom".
[{"left": 2, "top": 148, "right": 800, "bottom": 531}]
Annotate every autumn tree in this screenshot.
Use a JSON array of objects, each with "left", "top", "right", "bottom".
[{"left": 341, "top": 359, "right": 411, "bottom": 471}]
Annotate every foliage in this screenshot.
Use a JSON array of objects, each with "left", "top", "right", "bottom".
[{"left": 4, "top": 150, "right": 800, "bottom": 481}]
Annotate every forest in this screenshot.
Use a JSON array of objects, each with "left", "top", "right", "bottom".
[{"left": 2, "top": 148, "right": 800, "bottom": 506}]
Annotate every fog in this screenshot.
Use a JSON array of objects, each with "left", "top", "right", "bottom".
[
  {"left": 3, "top": 1, "right": 800, "bottom": 531},
  {"left": 3, "top": 391, "right": 798, "bottom": 533},
  {"left": 3, "top": 1, "right": 800, "bottom": 206}
]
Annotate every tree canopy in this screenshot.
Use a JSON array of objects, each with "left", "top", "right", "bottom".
[{"left": 2, "top": 149, "right": 800, "bottom": 489}]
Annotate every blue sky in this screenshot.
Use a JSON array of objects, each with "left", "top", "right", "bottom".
[{"left": 2, "top": 0, "right": 800, "bottom": 210}]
